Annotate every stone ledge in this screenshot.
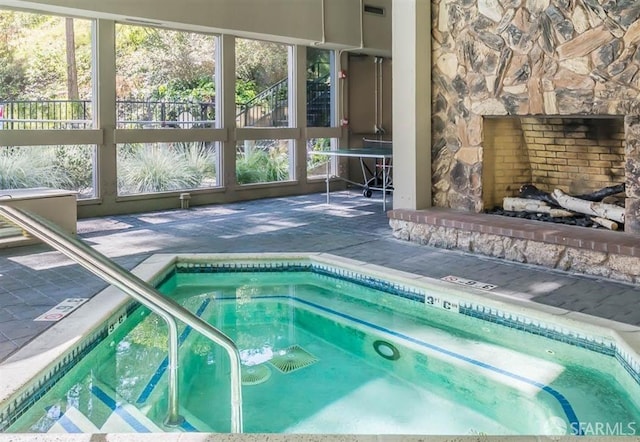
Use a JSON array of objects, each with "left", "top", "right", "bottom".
[{"left": 388, "top": 208, "right": 640, "bottom": 284}]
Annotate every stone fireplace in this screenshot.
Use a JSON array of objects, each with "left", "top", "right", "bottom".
[
  {"left": 388, "top": 0, "right": 640, "bottom": 283},
  {"left": 482, "top": 116, "right": 626, "bottom": 211}
]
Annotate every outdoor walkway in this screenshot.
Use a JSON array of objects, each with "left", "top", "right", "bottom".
[{"left": 1, "top": 190, "right": 639, "bottom": 361}]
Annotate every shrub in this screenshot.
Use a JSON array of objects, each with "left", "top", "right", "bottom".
[
  {"left": 52, "top": 145, "right": 94, "bottom": 194},
  {"left": 179, "top": 142, "right": 217, "bottom": 185},
  {"left": 118, "top": 143, "right": 217, "bottom": 194},
  {"left": 118, "top": 144, "right": 195, "bottom": 194},
  {"left": 0, "top": 147, "right": 70, "bottom": 189},
  {"left": 236, "top": 146, "right": 288, "bottom": 184}
]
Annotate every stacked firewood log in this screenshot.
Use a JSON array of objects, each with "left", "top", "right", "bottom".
[{"left": 502, "top": 184, "right": 625, "bottom": 230}]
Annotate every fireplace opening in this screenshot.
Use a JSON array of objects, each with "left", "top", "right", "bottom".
[{"left": 482, "top": 116, "right": 626, "bottom": 230}]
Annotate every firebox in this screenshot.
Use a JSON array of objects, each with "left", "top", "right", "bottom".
[{"left": 482, "top": 116, "right": 626, "bottom": 214}]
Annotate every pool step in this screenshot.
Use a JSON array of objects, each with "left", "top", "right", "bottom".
[
  {"left": 47, "top": 406, "right": 99, "bottom": 433},
  {"left": 91, "top": 384, "right": 163, "bottom": 433},
  {"left": 100, "top": 403, "right": 163, "bottom": 433},
  {"left": 46, "top": 385, "right": 163, "bottom": 433}
]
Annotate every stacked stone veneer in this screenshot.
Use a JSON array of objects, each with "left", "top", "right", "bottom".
[
  {"left": 482, "top": 116, "right": 625, "bottom": 209},
  {"left": 389, "top": 209, "right": 640, "bottom": 284},
  {"left": 430, "top": 0, "right": 640, "bottom": 233}
]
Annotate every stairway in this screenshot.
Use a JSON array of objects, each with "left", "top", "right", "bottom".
[
  {"left": 236, "top": 75, "right": 330, "bottom": 128},
  {"left": 46, "top": 299, "right": 216, "bottom": 433},
  {"left": 46, "top": 382, "right": 165, "bottom": 433}
]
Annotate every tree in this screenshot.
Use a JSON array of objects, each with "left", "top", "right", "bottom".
[
  {"left": 0, "top": 11, "right": 27, "bottom": 99},
  {"left": 235, "top": 38, "right": 288, "bottom": 93},
  {"left": 65, "top": 18, "right": 79, "bottom": 100}
]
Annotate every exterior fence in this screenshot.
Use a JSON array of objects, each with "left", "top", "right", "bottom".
[
  {"left": 1, "top": 82, "right": 330, "bottom": 130},
  {"left": 0, "top": 100, "right": 92, "bottom": 129},
  {"left": 0, "top": 99, "right": 216, "bottom": 130}
]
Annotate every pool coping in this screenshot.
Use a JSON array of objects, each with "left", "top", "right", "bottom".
[{"left": 2, "top": 252, "right": 640, "bottom": 438}]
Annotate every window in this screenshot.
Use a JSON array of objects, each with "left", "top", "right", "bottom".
[
  {"left": 236, "top": 139, "right": 293, "bottom": 184},
  {"left": 306, "top": 137, "right": 336, "bottom": 180},
  {"left": 235, "top": 38, "right": 290, "bottom": 128},
  {"left": 306, "top": 48, "right": 335, "bottom": 127},
  {"left": 0, "top": 11, "right": 93, "bottom": 129},
  {"left": 116, "top": 24, "right": 216, "bottom": 129},
  {"left": 117, "top": 142, "right": 219, "bottom": 195},
  {"left": 115, "top": 24, "right": 221, "bottom": 197},
  {"left": 0, "top": 145, "right": 96, "bottom": 198}
]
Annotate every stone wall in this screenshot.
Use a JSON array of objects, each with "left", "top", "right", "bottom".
[
  {"left": 431, "top": 0, "right": 640, "bottom": 230},
  {"left": 389, "top": 217, "right": 640, "bottom": 284}
]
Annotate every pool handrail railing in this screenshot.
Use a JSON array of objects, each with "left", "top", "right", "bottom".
[{"left": 0, "top": 204, "right": 243, "bottom": 433}]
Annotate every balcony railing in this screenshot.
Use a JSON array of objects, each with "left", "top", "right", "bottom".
[
  {"left": 235, "top": 79, "right": 288, "bottom": 128},
  {"left": 117, "top": 100, "right": 215, "bottom": 129},
  {"left": 0, "top": 100, "right": 216, "bottom": 130},
  {"left": 0, "top": 100, "right": 92, "bottom": 130},
  {"left": 1, "top": 80, "right": 330, "bottom": 130}
]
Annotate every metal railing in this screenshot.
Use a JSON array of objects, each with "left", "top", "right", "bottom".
[
  {"left": 0, "top": 100, "right": 216, "bottom": 130},
  {"left": 0, "top": 204, "right": 243, "bottom": 433},
  {"left": 306, "top": 78, "right": 331, "bottom": 127},
  {"left": 235, "top": 78, "right": 288, "bottom": 127},
  {"left": 116, "top": 100, "right": 215, "bottom": 129},
  {"left": 0, "top": 100, "right": 92, "bottom": 129},
  {"left": 0, "top": 77, "right": 330, "bottom": 130}
]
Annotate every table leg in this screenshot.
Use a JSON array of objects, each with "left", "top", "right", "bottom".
[
  {"left": 326, "top": 159, "right": 330, "bottom": 205},
  {"left": 382, "top": 157, "right": 387, "bottom": 211}
]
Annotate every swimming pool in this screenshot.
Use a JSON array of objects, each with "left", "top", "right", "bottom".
[{"left": 2, "top": 253, "right": 640, "bottom": 436}]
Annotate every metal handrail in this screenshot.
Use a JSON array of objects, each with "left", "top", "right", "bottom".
[{"left": 0, "top": 204, "right": 243, "bottom": 433}]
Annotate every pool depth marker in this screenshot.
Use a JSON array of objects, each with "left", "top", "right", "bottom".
[{"left": 34, "top": 298, "right": 88, "bottom": 321}]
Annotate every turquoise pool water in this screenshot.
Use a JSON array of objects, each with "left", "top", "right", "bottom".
[{"left": 6, "top": 268, "right": 640, "bottom": 435}]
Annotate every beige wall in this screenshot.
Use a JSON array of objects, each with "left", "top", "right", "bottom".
[{"left": 0, "top": 0, "right": 391, "bottom": 55}]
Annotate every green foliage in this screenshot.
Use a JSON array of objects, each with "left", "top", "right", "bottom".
[
  {"left": 235, "top": 38, "right": 288, "bottom": 92},
  {"left": 307, "top": 138, "right": 331, "bottom": 170},
  {"left": 118, "top": 145, "right": 195, "bottom": 193},
  {"left": 154, "top": 76, "right": 215, "bottom": 102},
  {"left": 118, "top": 143, "right": 217, "bottom": 194},
  {"left": 236, "top": 146, "right": 289, "bottom": 184},
  {"left": 0, "top": 11, "right": 291, "bottom": 108},
  {"left": 307, "top": 47, "right": 331, "bottom": 79},
  {"left": 0, "top": 45, "right": 27, "bottom": 99},
  {"left": 0, "top": 147, "right": 70, "bottom": 189},
  {"left": 116, "top": 25, "right": 216, "bottom": 101},
  {"left": 180, "top": 142, "right": 217, "bottom": 185},
  {"left": 53, "top": 145, "right": 94, "bottom": 193},
  {"left": 235, "top": 80, "right": 258, "bottom": 104},
  {"left": 1, "top": 12, "right": 93, "bottom": 100}
]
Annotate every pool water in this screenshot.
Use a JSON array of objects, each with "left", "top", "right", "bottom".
[{"left": 7, "top": 270, "right": 640, "bottom": 435}]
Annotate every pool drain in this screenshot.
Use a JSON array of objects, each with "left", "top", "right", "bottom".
[
  {"left": 373, "top": 340, "right": 400, "bottom": 360},
  {"left": 269, "top": 345, "right": 318, "bottom": 373},
  {"left": 241, "top": 364, "right": 271, "bottom": 385}
]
